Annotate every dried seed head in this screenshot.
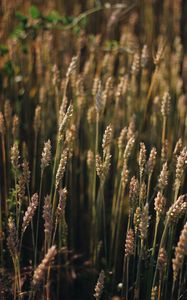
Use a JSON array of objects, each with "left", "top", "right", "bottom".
[
  {"left": 125, "top": 229, "right": 134, "bottom": 257},
  {"left": 154, "top": 43, "right": 164, "bottom": 66},
  {"left": 154, "top": 192, "right": 166, "bottom": 219},
  {"left": 41, "top": 140, "right": 52, "bottom": 171},
  {"left": 4, "top": 100, "right": 12, "bottom": 129},
  {"left": 116, "top": 77, "right": 124, "bottom": 104},
  {"left": 66, "top": 56, "right": 78, "bottom": 78},
  {"left": 174, "top": 147, "right": 187, "bottom": 190},
  {"left": 7, "top": 217, "right": 18, "bottom": 258},
  {"left": 59, "top": 98, "right": 67, "bottom": 126},
  {"left": 95, "top": 81, "right": 103, "bottom": 113},
  {"left": 76, "top": 75, "right": 84, "bottom": 98},
  {"left": 12, "top": 115, "right": 19, "bottom": 139},
  {"left": 87, "top": 150, "right": 94, "bottom": 169},
  {"left": 121, "top": 161, "right": 129, "bottom": 189},
  {"left": 131, "top": 52, "right": 140, "bottom": 75},
  {"left": 17, "top": 174, "right": 26, "bottom": 203},
  {"left": 105, "top": 76, "right": 113, "bottom": 92},
  {"left": 157, "top": 248, "right": 167, "bottom": 272},
  {"left": 151, "top": 287, "right": 158, "bottom": 300},
  {"left": 58, "top": 188, "right": 68, "bottom": 246},
  {"left": 33, "top": 106, "right": 41, "bottom": 134},
  {"left": 56, "top": 188, "right": 68, "bottom": 222},
  {"left": 22, "top": 160, "right": 30, "bottom": 186},
  {"left": 43, "top": 195, "right": 53, "bottom": 236},
  {"left": 92, "top": 76, "right": 100, "bottom": 96},
  {"left": 172, "top": 222, "right": 187, "bottom": 281},
  {"left": 161, "top": 139, "right": 168, "bottom": 163},
  {"left": 96, "top": 152, "right": 111, "bottom": 182},
  {"left": 58, "top": 104, "right": 73, "bottom": 138},
  {"left": 141, "top": 44, "right": 149, "bottom": 68},
  {"left": 174, "top": 36, "right": 183, "bottom": 61},
  {"left": 173, "top": 138, "right": 183, "bottom": 159},
  {"left": 22, "top": 193, "right": 38, "bottom": 233},
  {"left": 158, "top": 162, "right": 169, "bottom": 190},
  {"left": 103, "top": 76, "right": 113, "bottom": 104},
  {"left": 94, "top": 270, "right": 105, "bottom": 300},
  {"left": 118, "top": 127, "right": 127, "bottom": 153},
  {"left": 52, "top": 64, "right": 60, "bottom": 86},
  {"left": 65, "top": 124, "right": 76, "bottom": 157},
  {"left": 129, "top": 176, "right": 139, "bottom": 211},
  {"left": 65, "top": 124, "right": 76, "bottom": 146},
  {"left": 147, "top": 147, "right": 157, "bottom": 174},
  {"left": 133, "top": 206, "right": 141, "bottom": 233},
  {"left": 0, "top": 112, "right": 5, "bottom": 135},
  {"left": 167, "top": 194, "right": 187, "bottom": 225},
  {"left": 102, "top": 124, "right": 113, "bottom": 156},
  {"left": 138, "top": 142, "right": 146, "bottom": 178},
  {"left": 96, "top": 154, "right": 103, "bottom": 180},
  {"left": 127, "top": 116, "right": 136, "bottom": 140},
  {"left": 55, "top": 148, "right": 69, "bottom": 190},
  {"left": 32, "top": 245, "right": 57, "bottom": 287},
  {"left": 11, "top": 142, "right": 20, "bottom": 170},
  {"left": 140, "top": 182, "right": 146, "bottom": 204},
  {"left": 123, "top": 136, "right": 135, "bottom": 161},
  {"left": 139, "top": 204, "right": 149, "bottom": 240},
  {"left": 87, "top": 106, "right": 96, "bottom": 124},
  {"left": 161, "top": 92, "right": 171, "bottom": 117}
]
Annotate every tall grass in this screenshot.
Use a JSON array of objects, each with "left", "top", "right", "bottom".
[{"left": 0, "top": 0, "right": 187, "bottom": 299}]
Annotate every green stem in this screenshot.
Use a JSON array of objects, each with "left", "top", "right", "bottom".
[
  {"left": 1, "top": 136, "right": 8, "bottom": 217},
  {"left": 146, "top": 174, "right": 152, "bottom": 203},
  {"left": 109, "top": 182, "right": 122, "bottom": 267},
  {"left": 134, "top": 241, "right": 143, "bottom": 300},
  {"left": 14, "top": 171, "right": 18, "bottom": 227},
  {"left": 122, "top": 256, "right": 130, "bottom": 300},
  {"left": 91, "top": 112, "right": 99, "bottom": 264},
  {"left": 0, "top": 193, "right": 3, "bottom": 267},
  {"left": 94, "top": 185, "right": 102, "bottom": 266},
  {"left": 152, "top": 220, "right": 168, "bottom": 290},
  {"left": 101, "top": 183, "right": 107, "bottom": 262},
  {"left": 52, "top": 189, "right": 57, "bottom": 219},
  {"left": 113, "top": 186, "right": 126, "bottom": 275},
  {"left": 147, "top": 218, "right": 159, "bottom": 299},
  {"left": 32, "top": 133, "right": 38, "bottom": 193},
  {"left": 50, "top": 138, "right": 61, "bottom": 201},
  {"left": 163, "top": 226, "right": 174, "bottom": 299},
  {"left": 162, "top": 117, "right": 167, "bottom": 144},
  {"left": 27, "top": 183, "right": 35, "bottom": 253},
  {"left": 34, "top": 171, "right": 43, "bottom": 267},
  {"left": 152, "top": 218, "right": 159, "bottom": 257},
  {"left": 171, "top": 279, "right": 176, "bottom": 300}
]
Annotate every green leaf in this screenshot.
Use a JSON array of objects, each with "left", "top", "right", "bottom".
[
  {"left": 29, "top": 5, "right": 40, "bottom": 19},
  {"left": 10, "top": 25, "right": 25, "bottom": 39},
  {"left": 62, "top": 16, "right": 74, "bottom": 25},
  {"left": 4, "top": 60, "right": 14, "bottom": 77},
  {"left": 32, "top": 22, "right": 42, "bottom": 30},
  {"left": 104, "top": 39, "right": 119, "bottom": 50},
  {"left": 0, "top": 44, "right": 9, "bottom": 56},
  {"left": 79, "top": 16, "right": 88, "bottom": 28},
  {"left": 73, "top": 25, "right": 81, "bottom": 35},
  {"left": 21, "top": 44, "right": 28, "bottom": 54},
  {"left": 45, "top": 10, "right": 62, "bottom": 23},
  {"left": 15, "top": 11, "right": 28, "bottom": 22}
]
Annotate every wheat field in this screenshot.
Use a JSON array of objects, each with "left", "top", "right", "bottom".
[{"left": 0, "top": 1, "right": 187, "bottom": 299}]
